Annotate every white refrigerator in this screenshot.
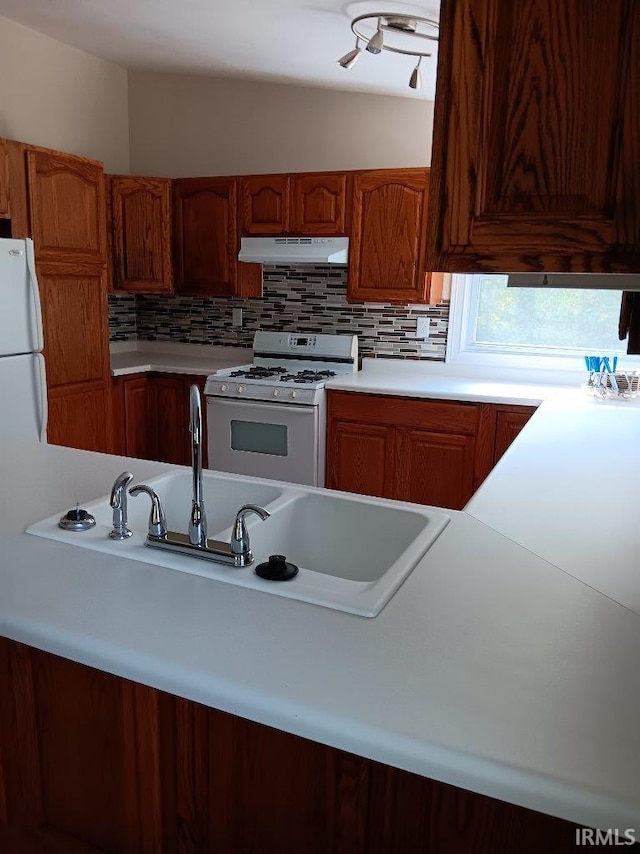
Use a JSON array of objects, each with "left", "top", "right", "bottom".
[{"left": 0, "top": 238, "right": 47, "bottom": 442}]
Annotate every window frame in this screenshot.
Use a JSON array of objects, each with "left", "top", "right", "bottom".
[{"left": 446, "top": 274, "right": 638, "bottom": 378}]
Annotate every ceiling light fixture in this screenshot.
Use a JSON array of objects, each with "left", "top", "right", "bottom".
[
  {"left": 338, "top": 38, "right": 362, "bottom": 69},
  {"left": 337, "top": 12, "right": 439, "bottom": 90}
]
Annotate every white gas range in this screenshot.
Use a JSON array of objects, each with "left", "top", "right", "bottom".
[{"left": 204, "top": 332, "right": 358, "bottom": 487}]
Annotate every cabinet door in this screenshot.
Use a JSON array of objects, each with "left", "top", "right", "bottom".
[
  {"left": 38, "top": 265, "right": 110, "bottom": 390},
  {"left": 494, "top": 406, "right": 536, "bottom": 464},
  {"left": 349, "top": 169, "right": 430, "bottom": 303},
  {"left": 27, "top": 148, "right": 106, "bottom": 265},
  {"left": 111, "top": 177, "right": 172, "bottom": 293},
  {"left": 291, "top": 172, "right": 348, "bottom": 235},
  {"left": 427, "top": 0, "right": 640, "bottom": 273},
  {"left": 151, "top": 375, "right": 189, "bottom": 465},
  {"left": 47, "top": 385, "right": 111, "bottom": 453},
  {"left": 397, "top": 428, "right": 476, "bottom": 511},
  {"left": 174, "top": 177, "right": 239, "bottom": 296},
  {"left": 326, "top": 420, "right": 395, "bottom": 499},
  {"left": 123, "top": 376, "right": 152, "bottom": 459},
  {"left": 241, "top": 175, "right": 290, "bottom": 235},
  {"left": 0, "top": 138, "right": 9, "bottom": 218}
]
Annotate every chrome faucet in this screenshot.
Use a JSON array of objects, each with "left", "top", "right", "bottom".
[
  {"left": 129, "top": 485, "right": 167, "bottom": 538},
  {"left": 188, "top": 383, "right": 207, "bottom": 547},
  {"left": 109, "top": 471, "right": 134, "bottom": 539}
]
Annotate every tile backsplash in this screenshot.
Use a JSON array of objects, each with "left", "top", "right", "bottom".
[{"left": 109, "top": 266, "right": 449, "bottom": 359}]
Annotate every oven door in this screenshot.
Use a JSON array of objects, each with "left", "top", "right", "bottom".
[{"left": 206, "top": 397, "right": 322, "bottom": 486}]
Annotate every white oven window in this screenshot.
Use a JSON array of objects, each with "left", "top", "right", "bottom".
[{"left": 230, "top": 420, "right": 288, "bottom": 456}]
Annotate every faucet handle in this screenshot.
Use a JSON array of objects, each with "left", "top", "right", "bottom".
[
  {"left": 230, "top": 504, "right": 271, "bottom": 558},
  {"left": 109, "top": 471, "right": 134, "bottom": 540},
  {"left": 130, "top": 484, "right": 168, "bottom": 539}
]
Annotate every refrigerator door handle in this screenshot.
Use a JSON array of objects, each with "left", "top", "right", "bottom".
[
  {"left": 35, "top": 353, "right": 48, "bottom": 443},
  {"left": 25, "top": 238, "right": 44, "bottom": 353}
]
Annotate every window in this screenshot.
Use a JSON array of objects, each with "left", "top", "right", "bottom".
[{"left": 447, "top": 274, "right": 639, "bottom": 375}]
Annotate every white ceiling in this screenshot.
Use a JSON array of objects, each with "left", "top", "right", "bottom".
[{"left": 0, "top": 0, "right": 440, "bottom": 99}]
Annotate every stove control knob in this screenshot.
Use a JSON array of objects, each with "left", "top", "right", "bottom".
[
  {"left": 220, "top": 383, "right": 228, "bottom": 392},
  {"left": 290, "top": 391, "right": 298, "bottom": 399},
  {"left": 237, "top": 385, "right": 245, "bottom": 393},
  {"left": 273, "top": 389, "right": 280, "bottom": 397}
]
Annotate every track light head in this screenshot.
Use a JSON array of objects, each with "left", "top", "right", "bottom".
[
  {"left": 366, "top": 26, "right": 384, "bottom": 54},
  {"left": 338, "top": 38, "right": 362, "bottom": 69},
  {"left": 409, "top": 56, "right": 423, "bottom": 90}
]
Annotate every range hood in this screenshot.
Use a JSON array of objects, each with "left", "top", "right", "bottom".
[
  {"left": 508, "top": 272, "right": 640, "bottom": 290},
  {"left": 238, "top": 237, "right": 349, "bottom": 265}
]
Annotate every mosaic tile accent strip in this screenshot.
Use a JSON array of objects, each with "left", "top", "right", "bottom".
[
  {"left": 108, "top": 294, "right": 137, "bottom": 341},
  {"left": 112, "top": 267, "right": 449, "bottom": 360}
]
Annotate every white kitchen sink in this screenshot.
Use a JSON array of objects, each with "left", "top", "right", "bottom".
[{"left": 27, "top": 470, "right": 450, "bottom": 617}]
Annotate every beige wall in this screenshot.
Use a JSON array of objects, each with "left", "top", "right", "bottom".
[
  {"left": 129, "top": 72, "right": 433, "bottom": 177},
  {"left": 0, "top": 16, "right": 129, "bottom": 173}
]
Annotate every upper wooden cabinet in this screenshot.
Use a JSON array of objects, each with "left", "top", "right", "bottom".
[
  {"left": 26, "top": 148, "right": 106, "bottom": 265},
  {"left": 291, "top": 172, "right": 348, "bottom": 235},
  {"left": 426, "top": 0, "right": 640, "bottom": 273},
  {"left": 241, "top": 172, "right": 349, "bottom": 236},
  {"left": 349, "top": 168, "right": 430, "bottom": 303},
  {"left": 110, "top": 176, "right": 173, "bottom": 293},
  {"left": 241, "top": 175, "right": 291, "bottom": 235},
  {"left": 174, "top": 177, "right": 237, "bottom": 296},
  {"left": 0, "top": 138, "right": 10, "bottom": 218}
]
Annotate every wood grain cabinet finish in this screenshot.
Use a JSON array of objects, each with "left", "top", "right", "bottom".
[
  {"left": 173, "top": 178, "right": 261, "bottom": 298},
  {"left": 110, "top": 176, "right": 173, "bottom": 293},
  {"left": 26, "top": 148, "right": 106, "bottom": 265},
  {"left": 47, "top": 385, "right": 111, "bottom": 453},
  {"left": 327, "top": 391, "right": 517, "bottom": 510},
  {"left": 150, "top": 374, "right": 190, "bottom": 466},
  {"left": 493, "top": 405, "right": 537, "bottom": 464},
  {"left": 37, "top": 264, "right": 110, "bottom": 390},
  {"left": 0, "top": 137, "right": 10, "bottom": 218},
  {"left": 349, "top": 168, "right": 431, "bottom": 303},
  {"left": 0, "top": 637, "right": 582, "bottom": 853},
  {"left": 241, "top": 174, "right": 291, "bottom": 235},
  {"left": 290, "top": 172, "right": 348, "bottom": 235},
  {"left": 427, "top": 0, "right": 640, "bottom": 273}
]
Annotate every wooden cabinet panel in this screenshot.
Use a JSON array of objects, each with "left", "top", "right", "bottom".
[
  {"left": 241, "top": 175, "right": 290, "bottom": 235},
  {"left": 38, "top": 265, "right": 110, "bottom": 389},
  {"left": 123, "top": 376, "right": 152, "bottom": 459},
  {"left": 349, "top": 169, "right": 430, "bottom": 303},
  {"left": 494, "top": 406, "right": 537, "bottom": 464},
  {"left": 0, "top": 637, "right": 581, "bottom": 853},
  {"left": 47, "top": 384, "right": 111, "bottom": 453},
  {"left": 398, "top": 428, "right": 476, "bottom": 510},
  {"left": 291, "top": 172, "right": 348, "bottom": 235},
  {"left": 427, "top": 0, "right": 640, "bottom": 273},
  {"left": 27, "top": 149, "right": 106, "bottom": 265},
  {"left": 0, "top": 138, "right": 9, "bottom": 218},
  {"left": 327, "top": 392, "right": 522, "bottom": 510},
  {"left": 326, "top": 420, "right": 395, "bottom": 498},
  {"left": 174, "top": 177, "right": 240, "bottom": 296},
  {"left": 111, "top": 176, "right": 172, "bottom": 293},
  {"left": 151, "top": 374, "right": 189, "bottom": 465}
]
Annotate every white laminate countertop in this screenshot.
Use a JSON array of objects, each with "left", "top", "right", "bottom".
[
  {"left": 1, "top": 407, "right": 640, "bottom": 831},
  {"left": 326, "top": 357, "right": 577, "bottom": 405},
  {"left": 110, "top": 341, "right": 251, "bottom": 377}
]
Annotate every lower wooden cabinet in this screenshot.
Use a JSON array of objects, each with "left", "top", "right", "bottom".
[
  {"left": 47, "top": 384, "right": 112, "bottom": 454},
  {"left": 0, "top": 637, "right": 581, "bottom": 853},
  {"left": 494, "top": 405, "right": 537, "bottom": 464},
  {"left": 327, "top": 391, "right": 536, "bottom": 510},
  {"left": 111, "top": 373, "right": 207, "bottom": 466}
]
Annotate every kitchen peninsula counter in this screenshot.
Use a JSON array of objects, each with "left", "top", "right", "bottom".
[{"left": 1, "top": 393, "right": 639, "bottom": 834}]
